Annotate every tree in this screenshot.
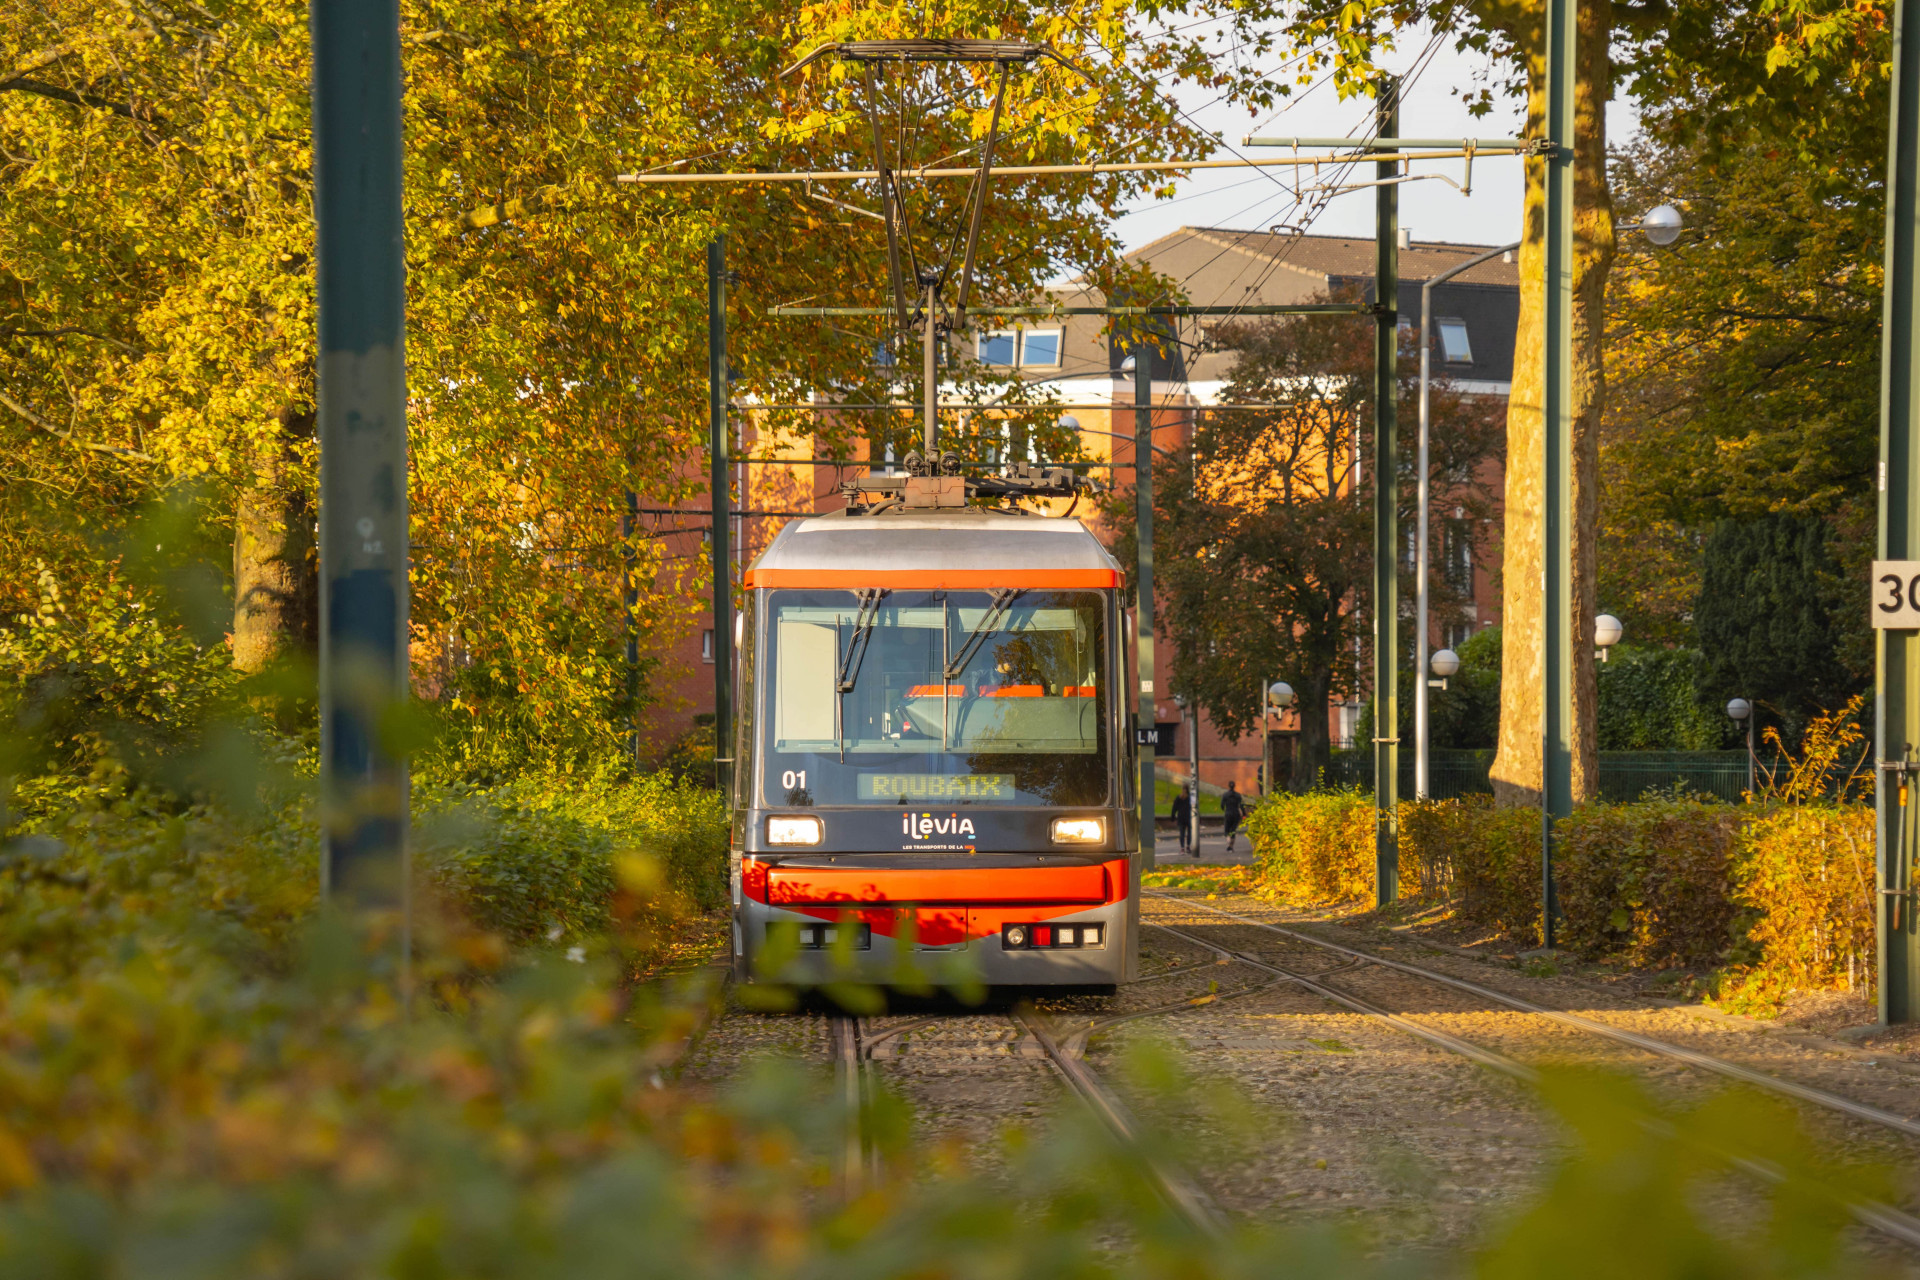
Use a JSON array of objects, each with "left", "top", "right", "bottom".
[
  {"left": 1693, "top": 514, "right": 1864, "bottom": 742},
  {"left": 1600, "top": 124, "right": 1880, "bottom": 674},
  {"left": 2, "top": 0, "right": 1294, "bottom": 772},
  {"left": 1245, "top": 0, "right": 1894, "bottom": 804},
  {"left": 1142, "top": 304, "right": 1501, "bottom": 790}
]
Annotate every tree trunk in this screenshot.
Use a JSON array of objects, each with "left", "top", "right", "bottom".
[
  {"left": 1292, "top": 665, "right": 1333, "bottom": 793},
  {"left": 232, "top": 409, "right": 317, "bottom": 673},
  {"left": 1490, "top": 0, "right": 1613, "bottom": 805}
]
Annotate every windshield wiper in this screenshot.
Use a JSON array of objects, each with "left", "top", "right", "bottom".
[
  {"left": 943, "top": 588, "right": 1022, "bottom": 681},
  {"left": 836, "top": 588, "right": 888, "bottom": 693}
]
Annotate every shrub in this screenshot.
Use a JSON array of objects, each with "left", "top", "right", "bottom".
[
  {"left": 1732, "top": 805, "right": 1875, "bottom": 998},
  {"left": 1246, "top": 788, "right": 1377, "bottom": 904},
  {"left": 1556, "top": 799, "right": 1745, "bottom": 967},
  {"left": 1595, "top": 646, "right": 1728, "bottom": 750},
  {"left": 417, "top": 768, "right": 729, "bottom": 946},
  {"left": 1405, "top": 798, "right": 1541, "bottom": 938}
]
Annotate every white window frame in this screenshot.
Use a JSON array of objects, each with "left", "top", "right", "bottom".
[
  {"left": 1018, "top": 328, "right": 1063, "bottom": 368},
  {"left": 1436, "top": 317, "right": 1473, "bottom": 364},
  {"left": 978, "top": 329, "right": 1020, "bottom": 367}
]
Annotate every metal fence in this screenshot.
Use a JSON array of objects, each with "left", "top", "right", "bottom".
[{"left": 1315, "top": 749, "right": 1770, "bottom": 804}]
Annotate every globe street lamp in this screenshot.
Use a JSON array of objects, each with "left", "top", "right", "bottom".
[
  {"left": 1727, "top": 697, "right": 1755, "bottom": 796},
  {"left": 1633, "top": 204, "right": 1685, "bottom": 247},
  {"left": 1595, "top": 613, "right": 1623, "bottom": 662}
]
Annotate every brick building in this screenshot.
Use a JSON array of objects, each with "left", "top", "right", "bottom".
[{"left": 638, "top": 228, "right": 1518, "bottom": 787}]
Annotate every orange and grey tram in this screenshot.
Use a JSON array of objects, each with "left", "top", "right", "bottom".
[{"left": 729, "top": 486, "right": 1143, "bottom": 988}]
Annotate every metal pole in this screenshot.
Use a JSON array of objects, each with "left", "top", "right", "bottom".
[
  {"left": 923, "top": 278, "right": 939, "bottom": 454},
  {"left": 1188, "top": 699, "right": 1201, "bottom": 852},
  {"left": 709, "top": 239, "right": 734, "bottom": 799},
  {"left": 1542, "top": 0, "right": 1578, "bottom": 950},
  {"left": 1747, "top": 711, "right": 1756, "bottom": 797},
  {"left": 624, "top": 488, "right": 639, "bottom": 769},
  {"left": 1879, "top": 0, "right": 1920, "bottom": 1026},
  {"left": 1417, "top": 241, "right": 1520, "bottom": 800},
  {"left": 1136, "top": 350, "right": 1156, "bottom": 862},
  {"left": 314, "top": 0, "right": 409, "bottom": 927},
  {"left": 1373, "top": 79, "right": 1400, "bottom": 908}
]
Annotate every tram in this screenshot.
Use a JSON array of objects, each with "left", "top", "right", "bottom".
[{"left": 729, "top": 457, "right": 1142, "bottom": 988}]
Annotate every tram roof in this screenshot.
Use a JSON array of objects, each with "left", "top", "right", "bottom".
[{"left": 744, "top": 507, "right": 1123, "bottom": 590}]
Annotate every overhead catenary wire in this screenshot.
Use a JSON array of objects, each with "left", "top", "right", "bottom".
[{"left": 613, "top": 145, "right": 1524, "bottom": 184}]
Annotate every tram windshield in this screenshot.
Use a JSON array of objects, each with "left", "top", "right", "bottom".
[{"left": 762, "top": 588, "right": 1109, "bottom": 807}]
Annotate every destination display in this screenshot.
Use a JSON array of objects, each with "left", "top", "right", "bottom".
[{"left": 857, "top": 773, "right": 1017, "bottom": 801}]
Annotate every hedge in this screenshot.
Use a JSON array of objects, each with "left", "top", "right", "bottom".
[{"left": 1247, "top": 792, "right": 1877, "bottom": 1007}]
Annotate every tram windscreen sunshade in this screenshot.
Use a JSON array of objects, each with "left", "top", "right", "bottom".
[{"left": 763, "top": 589, "right": 1109, "bottom": 806}]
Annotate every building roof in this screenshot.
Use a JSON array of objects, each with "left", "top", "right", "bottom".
[{"left": 1165, "top": 227, "right": 1521, "bottom": 288}]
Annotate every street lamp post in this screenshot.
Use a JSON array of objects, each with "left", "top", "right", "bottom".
[
  {"left": 1727, "top": 697, "right": 1756, "bottom": 796},
  {"left": 1264, "top": 681, "right": 1295, "bottom": 796},
  {"left": 1175, "top": 692, "right": 1201, "bottom": 854},
  {"left": 1416, "top": 242, "right": 1518, "bottom": 804}
]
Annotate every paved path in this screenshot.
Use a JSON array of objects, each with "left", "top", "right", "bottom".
[{"left": 1152, "top": 828, "right": 1255, "bottom": 866}]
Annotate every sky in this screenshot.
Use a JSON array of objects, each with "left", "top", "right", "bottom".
[{"left": 1109, "top": 29, "right": 1641, "bottom": 253}]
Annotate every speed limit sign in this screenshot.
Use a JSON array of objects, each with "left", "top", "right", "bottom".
[{"left": 1873, "top": 561, "right": 1920, "bottom": 628}]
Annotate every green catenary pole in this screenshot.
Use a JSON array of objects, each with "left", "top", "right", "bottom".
[
  {"left": 710, "top": 238, "right": 734, "bottom": 799},
  {"left": 1373, "top": 79, "right": 1400, "bottom": 908},
  {"left": 1136, "top": 348, "right": 1156, "bottom": 871},
  {"left": 313, "top": 0, "right": 409, "bottom": 923},
  {"left": 1878, "top": 0, "right": 1920, "bottom": 1025},
  {"left": 1541, "top": 0, "right": 1578, "bottom": 949}
]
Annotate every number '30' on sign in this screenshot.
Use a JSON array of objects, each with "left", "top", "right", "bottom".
[{"left": 1873, "top": 560, "right": 1920, "bottom": 629}]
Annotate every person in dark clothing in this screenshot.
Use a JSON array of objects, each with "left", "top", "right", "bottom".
[
  {"left": 1220, "top": 781, "right": 1245, "bottom": 854},
  {"left": 1170, "top": 788, "right": 1192, "bottom": 856}
]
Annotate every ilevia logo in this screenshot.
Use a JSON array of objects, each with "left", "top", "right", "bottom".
[{"left": 902, "top": 811, "right": 976, "bottom": 851}]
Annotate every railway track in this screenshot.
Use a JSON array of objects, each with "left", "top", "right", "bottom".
[
  {"left": 1141, "top": 891, "right": 1920, "bottom": 1250},
  {"left": 833, "top": 1008, "right": 1228, "bottom": 1236}
]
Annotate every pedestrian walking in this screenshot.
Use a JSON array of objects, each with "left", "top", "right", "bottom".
[
  {"left": 1170, "top": 788, "right": 1192, "bottom": 856},
  {"left": 1220, "top": 781, "right": 1245, "bottom": 854}
]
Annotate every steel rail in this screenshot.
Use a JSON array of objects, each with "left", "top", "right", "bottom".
[
  {"left": 1060, "top": 958, "right": 1367, "bottom": 1056},
  {"left": 614, "top": 148, "right": 1525, "bottom": 185},
  {"left": 1154, "top": 893, "right": 1920, "bottom": 1142},
  {"left": 1008, "top": 1007, "right": 1228, "bottom": 1237},
  {"left": 830, "top": 1016, "right": 870, "bottom": 1199},
  {"left": 1146, "top": 920, "right": 1920, "bottom": 1251}
]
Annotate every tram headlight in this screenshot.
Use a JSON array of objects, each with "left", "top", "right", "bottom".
[
  {"left": 1050, "top": 816, "right": 1105, "bottom": 845},
  {"left": 767, "top": 815, "right": 823, "bottom": 846}
]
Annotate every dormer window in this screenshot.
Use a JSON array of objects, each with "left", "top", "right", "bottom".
[
  {"left": 978, "top": 329, "right": 1063, "bottom": 368},
  {"left": 1437, "top": 318, "right": 1473, "bottom": 364}
]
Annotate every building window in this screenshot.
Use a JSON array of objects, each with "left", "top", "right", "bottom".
[
  {"left": 1436, "top": 318, "right": 1473, "bottom": 364},
  {"left": 1021, "top": 329, "right": 1062, "bottom": 367},
  {"left": 979, "top": 331, "right": 1018, "bottom": 366},
  {"left": 1443, "top": 520, "right": 1474, "bottom": 590},
  {"left": 702, "top": 628, "right": 715, "bottom": 663},
  {"left": 978, "top": 329, "right": 1062, "bottom": 368}
]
